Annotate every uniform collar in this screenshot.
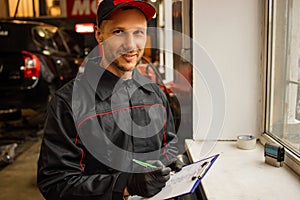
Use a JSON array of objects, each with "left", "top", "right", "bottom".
[{"left": 83, "top": 56, "right": 155, "bottom": 101}]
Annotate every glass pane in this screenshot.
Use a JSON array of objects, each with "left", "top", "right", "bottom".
[
  {"left": 7, "top": 0, "right": 62, "bottom": 18},
  {"left": 268, "top": 0, "right": 300, "bottom": 155},
  {"left": 8, "top": 0, "right": 39, "bottom": 17}
]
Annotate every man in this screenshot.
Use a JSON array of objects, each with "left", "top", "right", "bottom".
[{"left": 37, "top": 0, "right": 183, "bottom": 199}]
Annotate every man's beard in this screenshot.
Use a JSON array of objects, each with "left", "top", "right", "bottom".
[{"left": 111, "top": 57, "right": 142, "bottom": 72}]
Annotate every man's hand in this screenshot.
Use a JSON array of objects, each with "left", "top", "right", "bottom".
[
  {"left": 167, "top": 158, "right": 185, "bottom": 172},
  {"left": 127, "top": 160, "right": 171, "bottom": 198}
]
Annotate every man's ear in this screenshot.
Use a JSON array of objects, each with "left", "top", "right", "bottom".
[{"left": 95, "top": 26, "right": 102, "bottom": 44}]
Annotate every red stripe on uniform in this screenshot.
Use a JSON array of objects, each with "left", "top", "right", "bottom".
[
  {"left": 162, "top": 108, "right": 170, "bottom": 161},
  {"left": 74, "top": 133, "right": 85, "bottom": 172},
  {"left": 77, "top": 104, "right": 164, "bottom": 129},
  {"left": 79, "top": 148, "right": 85, "bottom": 172}
]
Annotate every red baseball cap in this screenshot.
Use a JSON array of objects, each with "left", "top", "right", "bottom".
[{"left": 97, "top": 0, "right": 156, "bottom": 25}]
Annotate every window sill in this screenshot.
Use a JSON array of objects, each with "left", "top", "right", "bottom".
[{"left": 185, "top": 139, "right": 300, "bottom": 200}]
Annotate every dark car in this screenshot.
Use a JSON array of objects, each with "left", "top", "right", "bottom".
[{"left": 0, "top": 20, "right": 84, "bottom": 118}]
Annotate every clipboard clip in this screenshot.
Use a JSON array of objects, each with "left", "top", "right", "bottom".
[{"left": 191, "top": 161, "right": 210, "bottom": 180}]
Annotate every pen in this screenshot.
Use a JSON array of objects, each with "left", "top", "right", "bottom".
[
  {"left": 191, "top": 161, "right": 210, "bottom": 180},
  {"left": 132, "top": 159, "right": 158, "bottom": 169}
]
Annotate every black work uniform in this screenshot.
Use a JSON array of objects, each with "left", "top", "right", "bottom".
[{"left": 37, "top": 56, "right": 178, "bottom": 200}]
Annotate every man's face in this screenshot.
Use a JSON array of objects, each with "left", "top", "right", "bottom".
[{"left": 96, "top": 8, "right": 147, "bottom": 76}]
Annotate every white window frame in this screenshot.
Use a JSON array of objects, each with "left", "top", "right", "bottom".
[{"left": 262, "top": 0, "right": 300, "bottom": 176}]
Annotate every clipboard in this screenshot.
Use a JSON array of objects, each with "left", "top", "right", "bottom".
[{"left": 129, "top": 154, "right": 220, "bottom": 200}]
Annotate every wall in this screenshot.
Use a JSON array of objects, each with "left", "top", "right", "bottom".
[{"left": 192, "top": 0, "right": 264, "bottom": 140}]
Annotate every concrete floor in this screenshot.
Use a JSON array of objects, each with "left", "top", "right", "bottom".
[{"left": 0, "top": 138, "right": 44, "bottom": 200}]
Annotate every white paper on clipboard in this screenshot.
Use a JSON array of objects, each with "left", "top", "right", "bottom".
[{"left": 128, "top": 154, "right": 219, "bottom": 200}]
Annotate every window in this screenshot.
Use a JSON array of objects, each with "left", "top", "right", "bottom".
[
  {"left": 2, "top": 0, "right": 62, "bottom": 18},
  {"left": 265, "top": 0, "right": 300, "bottom": 158}
]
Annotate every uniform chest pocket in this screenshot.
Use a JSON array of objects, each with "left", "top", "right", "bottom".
[{"left": 96, "top": 104, "right": 165, "bottom": 139}]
